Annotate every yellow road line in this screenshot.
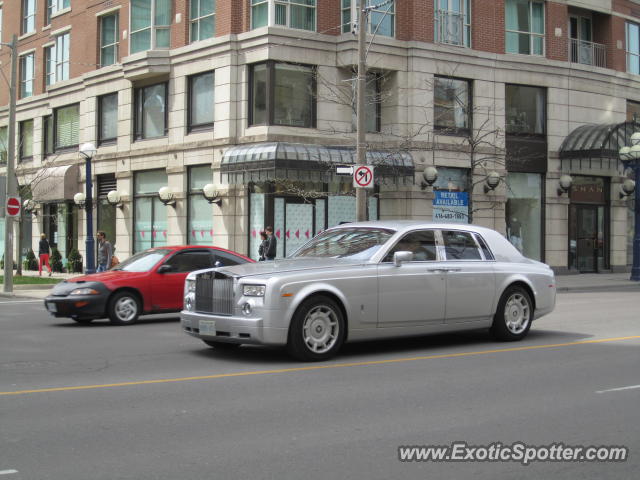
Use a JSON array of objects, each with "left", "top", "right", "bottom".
[{"left": 1, "top": 335, "right": 639, "bottom": 396}]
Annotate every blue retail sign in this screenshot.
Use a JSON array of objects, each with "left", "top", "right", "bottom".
[{"left": 433, "top": 191, "right": 469, "bottom": 223}]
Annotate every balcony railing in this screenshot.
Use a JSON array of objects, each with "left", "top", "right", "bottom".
[
  {"left": 435, "top": 10, "right": 466, "bottom": 47},
  {"left": 570, "top": 38, "right": 606, "bottom": 68}
]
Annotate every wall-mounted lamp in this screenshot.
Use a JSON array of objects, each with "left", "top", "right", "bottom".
[
  {"left": 106, "top": 190, "right": 124, "bottom": 208},
  {"left": 557, "top": 174, "right": 573, "bottom": 196},
  {"left": 158, "top": 186, "right": 176, "bottom": 207},
  {"left": 23, "top": 199, "right": 38, "bottom": 217},
  {"left": 202, "top": 183, "right": 223, "bottom": 206},
  {"left": 420, "top": 166, "right": 438, "bottom": 190},
  {"left": 483, "top": 171, "right": 501, "bottom": 194},
  {"left": 620, "top": 178, "right": 636, "bottom": 199},
  {"left": 74, "top": 192, "right": 87, "bottom": 209}
]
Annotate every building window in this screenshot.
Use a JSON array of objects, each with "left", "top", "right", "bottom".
[
  {"left": 44, "top": 45, "right": 55, "bottom": 86},
  {"left": 251, "top": 0, "right": 268, "bottom": 29},
  {"left": 250, "top": 62, "right": 316, "bottom": 128},
  {"left": 626, "top": 22, "right": 640, "bottom": 74},
  {"left": 46, "top": 0, "right": 70, "bottom": 25},
  {"left": 0, "top": 127, "right": 7, "bottom": 165},
  {"left": 100, "top": 13, "right": 119, "bottom": 67},
  {"left": 22, "top": 0, "right": 36, "bottom": 34},
  {"left": 627, "top": 100, "right": 640, "bottom": 122},
  {"left": 19, "top": 53, "right": 34, "bottom": 99},
  {"left": 505, "top": 84, "right": 546, "bottom": 135},
  {"left": 98, "top": 93, "right": 118, "bottom": 145},
  {"left": 506, "top": 172, "right": 543, "bottom": 261},
  {"left": 190, "top": 0, "right": 215, "bottom": 42},
  {"left": 43, "top": 115, "right": 54, "bottom": 156},
  {"left": 19, "top": 120, "right": 33, "bottom": 161},
  {"left": 188, "top": 165, "right": 214, "bottom": 245},
  {"left": 45, "top": 33, "right": 70, "bottom": 86},
  {"left": 133, "top": 170, "right": 168, "bottom": 253},
  {"left": 341, "top": 1, "right": 394, "bottom": 36},
  {"left": 188, "top": 71, "right": 215, "bottom": 132},
  {"left": 54, "top": 104, "right": 80, "bottom": 151},
  {"left": 134, "top": 82, "right": 168, "bottom": 140},
  {"left": 130, "top": 0, "right": 171, "bottom": 54},
  {"left": 505, "top": 0, "right": 544, "bottom": 56},
  {"left": 434, "top": 0, "right": 470, "bottom": 47},
  {"left": 274, "top": 0, "right": 316, "bottom": 31},
  {"left": 434, "top": 76, "right": 471, "bottom": 134}
]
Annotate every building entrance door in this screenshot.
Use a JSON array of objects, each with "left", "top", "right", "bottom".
[{"left": 575, "top": 205, "right": 598, "bottom": 272}]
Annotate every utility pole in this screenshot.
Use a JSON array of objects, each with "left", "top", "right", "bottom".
[
  {"left": 355, "top": 2, "right": 368, "bottom": 222},
  {"left": 2, "top": 35, "right": 18, "bottom": 294}
]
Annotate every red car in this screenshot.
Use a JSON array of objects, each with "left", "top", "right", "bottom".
[{"left": 44, "top": 246, "right": 253, "bottom": 325}]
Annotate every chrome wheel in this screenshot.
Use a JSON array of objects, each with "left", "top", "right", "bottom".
[
  {"left": 114, "top": 297, "right": 138, "bottom": 323},
  {"left": 108, "top": 292, "right": 141, "bottom": 325},
  {"left": 504, "top": 293, "right": 531, "bottom": 334},
  {"left": 302, "top": 305, "right": 340, "bottom": 354}
]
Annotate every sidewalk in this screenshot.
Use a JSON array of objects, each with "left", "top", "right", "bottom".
[{"left": 2, "top": 270, "right": 640, "bottom": 300}]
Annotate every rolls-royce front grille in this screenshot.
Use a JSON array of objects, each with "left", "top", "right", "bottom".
[{"left": 195, "top": 272, "right": 234, "bottom": 315}]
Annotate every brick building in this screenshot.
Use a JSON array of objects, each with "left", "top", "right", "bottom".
[{"left": 1, "top": 0, "right": 639, "bottom": 273}]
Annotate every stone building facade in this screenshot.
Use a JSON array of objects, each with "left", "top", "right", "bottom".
[{"left": 0, "top": 0, "right": 639, "bottom": 273}]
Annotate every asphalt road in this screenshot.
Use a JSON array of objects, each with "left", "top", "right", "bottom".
[{"left": 1, "top": 292, "right": 638, "bottom": 480}]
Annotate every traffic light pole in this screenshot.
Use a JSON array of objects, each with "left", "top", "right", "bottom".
[{"left": 3, "top": 35, "right": 18, "bottom": 294}]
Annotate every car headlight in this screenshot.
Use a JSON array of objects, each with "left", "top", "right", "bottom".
[
  {"left": 185, "top": 278, "right": 196, "bottom": 294},
  {"left": 243, "top": 284, "right": 265, "bottom": 297},
  {"left": 69, "top": 288, "right": 99, "bottom": 296}
]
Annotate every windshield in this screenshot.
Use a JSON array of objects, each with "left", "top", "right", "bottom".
[
  {"left": 111, "top": 249, "right": 171, "bottom": 272},
  {"left": 290, "top": 228, "right": 395, "bottom": 260}
]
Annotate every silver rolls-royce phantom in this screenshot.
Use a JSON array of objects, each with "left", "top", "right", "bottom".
[{"left": 181, "top": 221, "right": 556, "bottom": 361}]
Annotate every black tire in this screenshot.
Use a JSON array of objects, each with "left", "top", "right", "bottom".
[
  {"left": 107, "top": 291, "right": 141, "bottom": 325},
  {"left": 202, "top": 340, "right": 241, "bottom": 349},
  {"left": 287, "top": 295, "right": 345, "bottom": 362},
  {"left": 71, "top": 317, "right": 94, "bottom": 325},
  {"left": 490, "top": 286, "right": 533, "bottom": 341}
]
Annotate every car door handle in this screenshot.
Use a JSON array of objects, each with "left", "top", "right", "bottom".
[{"left": 427, "top": 268, "right": 449, "bottom": 273}]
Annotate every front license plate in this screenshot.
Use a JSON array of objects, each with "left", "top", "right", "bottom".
[
  {"left": 199, "top": 320, "right": 216, "bottom": 336},
  {"left": 46, "top": 302, "right": 57, "bottom": 313}
]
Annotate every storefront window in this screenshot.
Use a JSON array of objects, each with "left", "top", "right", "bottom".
[
  {"left": 506, "top": 172, "right": 543, "bottom": 260},
  {"left": 134, "top": 170, "right": 167, "bottom": 252},
  {"left": 188, "top": 165, "right": 214, "bottom": 245},
  {"left": 432, "top": 167, "right": 469, "bottom": 223}
]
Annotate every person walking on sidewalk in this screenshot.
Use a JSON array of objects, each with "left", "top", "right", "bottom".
[
  {"left": 96, "top": 231, "right": 112, "bottom": 272},
  {"left": 265, "top": 226, "right": 277, "bottom": 260},
  {"left": 38, "top": 233, "right": 52, "bottom": 277}
]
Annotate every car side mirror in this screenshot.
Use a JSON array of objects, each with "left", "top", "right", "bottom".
[
  {"left": 393, "top": 251, "right": 413, "bottom": 267},
  {"left": 157, "top": 264, "right": 173, "bottom": 274}
]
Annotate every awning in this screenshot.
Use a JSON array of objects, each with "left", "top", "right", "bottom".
[
  {"left": 31, "top": 164, "right": 80, "bottom": 202},
  {"left": 559, "top": 121, "right": 639, "bottom": 172},
  {"left": 221, "top": 142, "right": 414, "bottom": 184}
]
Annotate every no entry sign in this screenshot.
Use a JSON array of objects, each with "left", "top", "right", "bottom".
[
  {"left": 6, "top": 196, "right": 21, "bottom": 217},
  {"left": 353, "top": 165, "right": 374, "bottom": 189}
]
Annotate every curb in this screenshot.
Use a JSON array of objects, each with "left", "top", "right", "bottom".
[{"left": 557, "top": 284, "right": 640, "bottom": 293}]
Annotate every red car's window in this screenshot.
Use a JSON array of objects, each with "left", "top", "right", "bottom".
[
  {"left": 163, "top": 251, "right": 215, "bottom": 273},
  {"left": 112, "top": 249, "right": 172, "bottom": 272}
]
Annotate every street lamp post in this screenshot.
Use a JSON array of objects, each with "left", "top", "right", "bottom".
[
  {"left": 619, "top": 132, "right": 640, "bottom": 281},
  {"left": 79, "top": 143, "right": 97, "bottom": 274}
]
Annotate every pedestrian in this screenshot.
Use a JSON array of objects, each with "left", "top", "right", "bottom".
[
  {"left": 265, "top": 226, "right": 277, "bottom": 260},
  {"left": 258, "top": 231, "right": 268, "bottom": 261},
  {"left": 38, "top": 233, "right": 52, "bottom": 277},
  {"left": 96, "top": 231, "right": 112, "bottom": 272}
]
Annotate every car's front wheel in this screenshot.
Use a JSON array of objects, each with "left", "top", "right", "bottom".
[
  {"left": 108, "top": 291, "right": 141, "bottom": 325},
  {"left": 287, "top": 295, "right": 345, "bottom": 361},
  {"left": 490, "top": 286, "right": 533, "bottom": 341}
]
